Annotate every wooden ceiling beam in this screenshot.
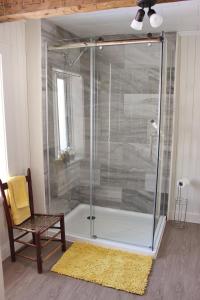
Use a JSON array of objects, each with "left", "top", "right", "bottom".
[{"left": 0, "top": 0, "right": 187, "bottom": 22}]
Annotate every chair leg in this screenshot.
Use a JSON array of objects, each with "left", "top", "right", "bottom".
[
  {"left": 60, "top": 215, "right": 66, "bottom": 252},
  {"left": 32, "top": 233, "right": 36, "bottom": 244},
  {"left": 8, "top": 228, "right": 15, "bottom": 262},
  {"left": 35, "top": 232, "right": 43, "bottom": 274}
]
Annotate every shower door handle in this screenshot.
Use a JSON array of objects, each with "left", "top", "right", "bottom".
[{"left": 149, "top": 120, "right": 158, "bottom": 161}]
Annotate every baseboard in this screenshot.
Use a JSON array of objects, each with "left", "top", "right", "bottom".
[
  {"left": 1, "top": 241, "right": 12, "bottom": 261},
  {"left": 168, "top": 211, "right": 200, "bottom": 224},
  {"left": 185, "top": 212, "right": 200, "bottom": 224},
  {"left": 1, "top": 234, "right": 32, "bottom": 261}
]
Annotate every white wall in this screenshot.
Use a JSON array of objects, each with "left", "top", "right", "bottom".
[
  {"left": 0, "top": 22, "right": 30, "bottom": 178},
  {"left": 169, "top": 32, "right": 200, "bottom": 223},
  {"left": 26, "top": 20, "right": 46, "bottom": 213},
  {"left": 0, "top": 20, "right": 46, "bottom": 262},
  {"left": 0, "top": 21, "right": 30, "bottom": 299},
  {"left": 0, "top": 22, "right": 30, "bottom": 261}
]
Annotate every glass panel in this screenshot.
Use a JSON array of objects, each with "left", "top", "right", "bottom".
[
  {"left": 47, "top": 46, "right": 91, "bottom": 224},
  {"left": 46, "top": 37, "right": 174, "bottom": 250},
  {"left": 92, "top": 42, "right": 162, "bottom": 248},
  {"left": 153, "top": 34, "right": 177, "bottom": 248}
]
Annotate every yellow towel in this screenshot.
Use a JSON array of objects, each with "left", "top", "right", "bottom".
[
  {"left": 8, "top": 176, "right": 29, "bottom": 208},
  {"left": 7, "top": 176, "right": 31, "bottom": 225}
]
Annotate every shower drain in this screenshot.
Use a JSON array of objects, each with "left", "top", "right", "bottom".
[{"left": 87, "top": 216, "right": 96, "bottom": 220}]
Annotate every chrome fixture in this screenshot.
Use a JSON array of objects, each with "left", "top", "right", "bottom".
[
  {"left": 150, "top": 119, "right": 158, "bottom": 132},
  {"left": 130, "top": 0, "right": 163, "bottom": 31},
  {"left": 174, "top": 178, "right": 190, "bottom": 228},
  {"left": 48, "top": 36, "right": 162, "bottom": 51},
  {"left": 130, "top": 8, "right": 145, "bottom": 31}
]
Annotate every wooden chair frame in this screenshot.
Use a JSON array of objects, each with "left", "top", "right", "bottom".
[{"left": 0, "top": 168, "right": 66, "bottom": 273}]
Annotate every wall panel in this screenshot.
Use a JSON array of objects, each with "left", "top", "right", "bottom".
[
  {"left": 0, "top": 21, "right": 29, "bottom": 269},
  {"left": 170, "top": 33, "right": 200, "bottom": 223}
]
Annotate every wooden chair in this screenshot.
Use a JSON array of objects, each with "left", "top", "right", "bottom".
[{"left": 0, "top": 168, "right": 66, "bottom": 273}]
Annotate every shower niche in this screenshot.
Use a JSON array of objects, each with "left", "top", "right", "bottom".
[{"left": 44, "top": 25, "right": 176, "bottom": 255}]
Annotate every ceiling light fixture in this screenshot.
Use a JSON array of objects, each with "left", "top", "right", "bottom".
[
  {"left": 130, "top": 0, "right": 163, "bottom": 31},
  {"left": 148, "top": 8, "right": 163, "bottom": 28},
  {"left": 130, "top": 8, "right": 145, "bottom": 31}
]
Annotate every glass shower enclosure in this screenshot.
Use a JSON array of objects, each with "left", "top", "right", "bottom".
[{"left": 45, "top": 34, "right": 172, "bottom": 253}]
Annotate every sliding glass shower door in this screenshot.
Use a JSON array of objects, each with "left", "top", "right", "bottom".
[
  {"left": 47, "top": 35, "right": 167, "bottom": 250},
  {"left": 91, "top": 42, "right": 163, "bottom": 248}
]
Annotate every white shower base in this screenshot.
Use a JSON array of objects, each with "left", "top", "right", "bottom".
[{"left": 64, "top": 204, "right": 166, "bottom": 257}]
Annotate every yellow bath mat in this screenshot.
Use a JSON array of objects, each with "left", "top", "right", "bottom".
[{"left": 51, "top": 242, "right": 153, "bottom": 295}]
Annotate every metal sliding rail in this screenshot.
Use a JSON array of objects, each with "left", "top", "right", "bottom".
[{"left": 48, "top": 36, "right": 162, "bottom": 50}]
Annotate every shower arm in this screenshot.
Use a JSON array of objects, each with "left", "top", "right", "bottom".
[{"left": 48, "top": 36, "right": 163, "bottom": 51}]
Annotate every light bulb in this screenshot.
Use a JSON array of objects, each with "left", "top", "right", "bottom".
[
  {"left": 130, "top": 19, "right": 143, "bottom": 31},
  {"left": 130, "top": 8, "right": 145, "bottom": 31},
  {"left": 149, "top": 13, "right": 163, "bottom": 28}
]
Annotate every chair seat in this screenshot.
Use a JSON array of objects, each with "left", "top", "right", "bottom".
[{"left": 13, "top": 214, "right": 61, "bottom": 233}]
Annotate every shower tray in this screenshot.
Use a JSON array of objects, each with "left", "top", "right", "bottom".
[{"left": 64, "top": 204, "right": 166, "bottom": 257}]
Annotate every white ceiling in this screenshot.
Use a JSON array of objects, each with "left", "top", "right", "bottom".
[{"left": 49, "top": 0, "right": 200, "bottom": 38}]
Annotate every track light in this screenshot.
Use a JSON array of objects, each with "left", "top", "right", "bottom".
[
  {"left": 130, "top": 8, "right": 145, "bottom": 31},
  {"left": 148, "top": 8, "right": 163, "bottom": 28},
  {"left": 130, "top": 0, "right": 163, "bottom": 31}
]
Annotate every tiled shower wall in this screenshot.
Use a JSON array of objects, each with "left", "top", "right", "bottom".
[
  {"left": 42, "top": 19, "right": 176, "bottom": 216},
  {"left": 73, "top": 38, "right": 176, "bottom": 215}
]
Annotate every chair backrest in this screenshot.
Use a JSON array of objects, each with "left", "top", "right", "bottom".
[{"left": 0, "top": 168, "right": 34, "bottom": 228}]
